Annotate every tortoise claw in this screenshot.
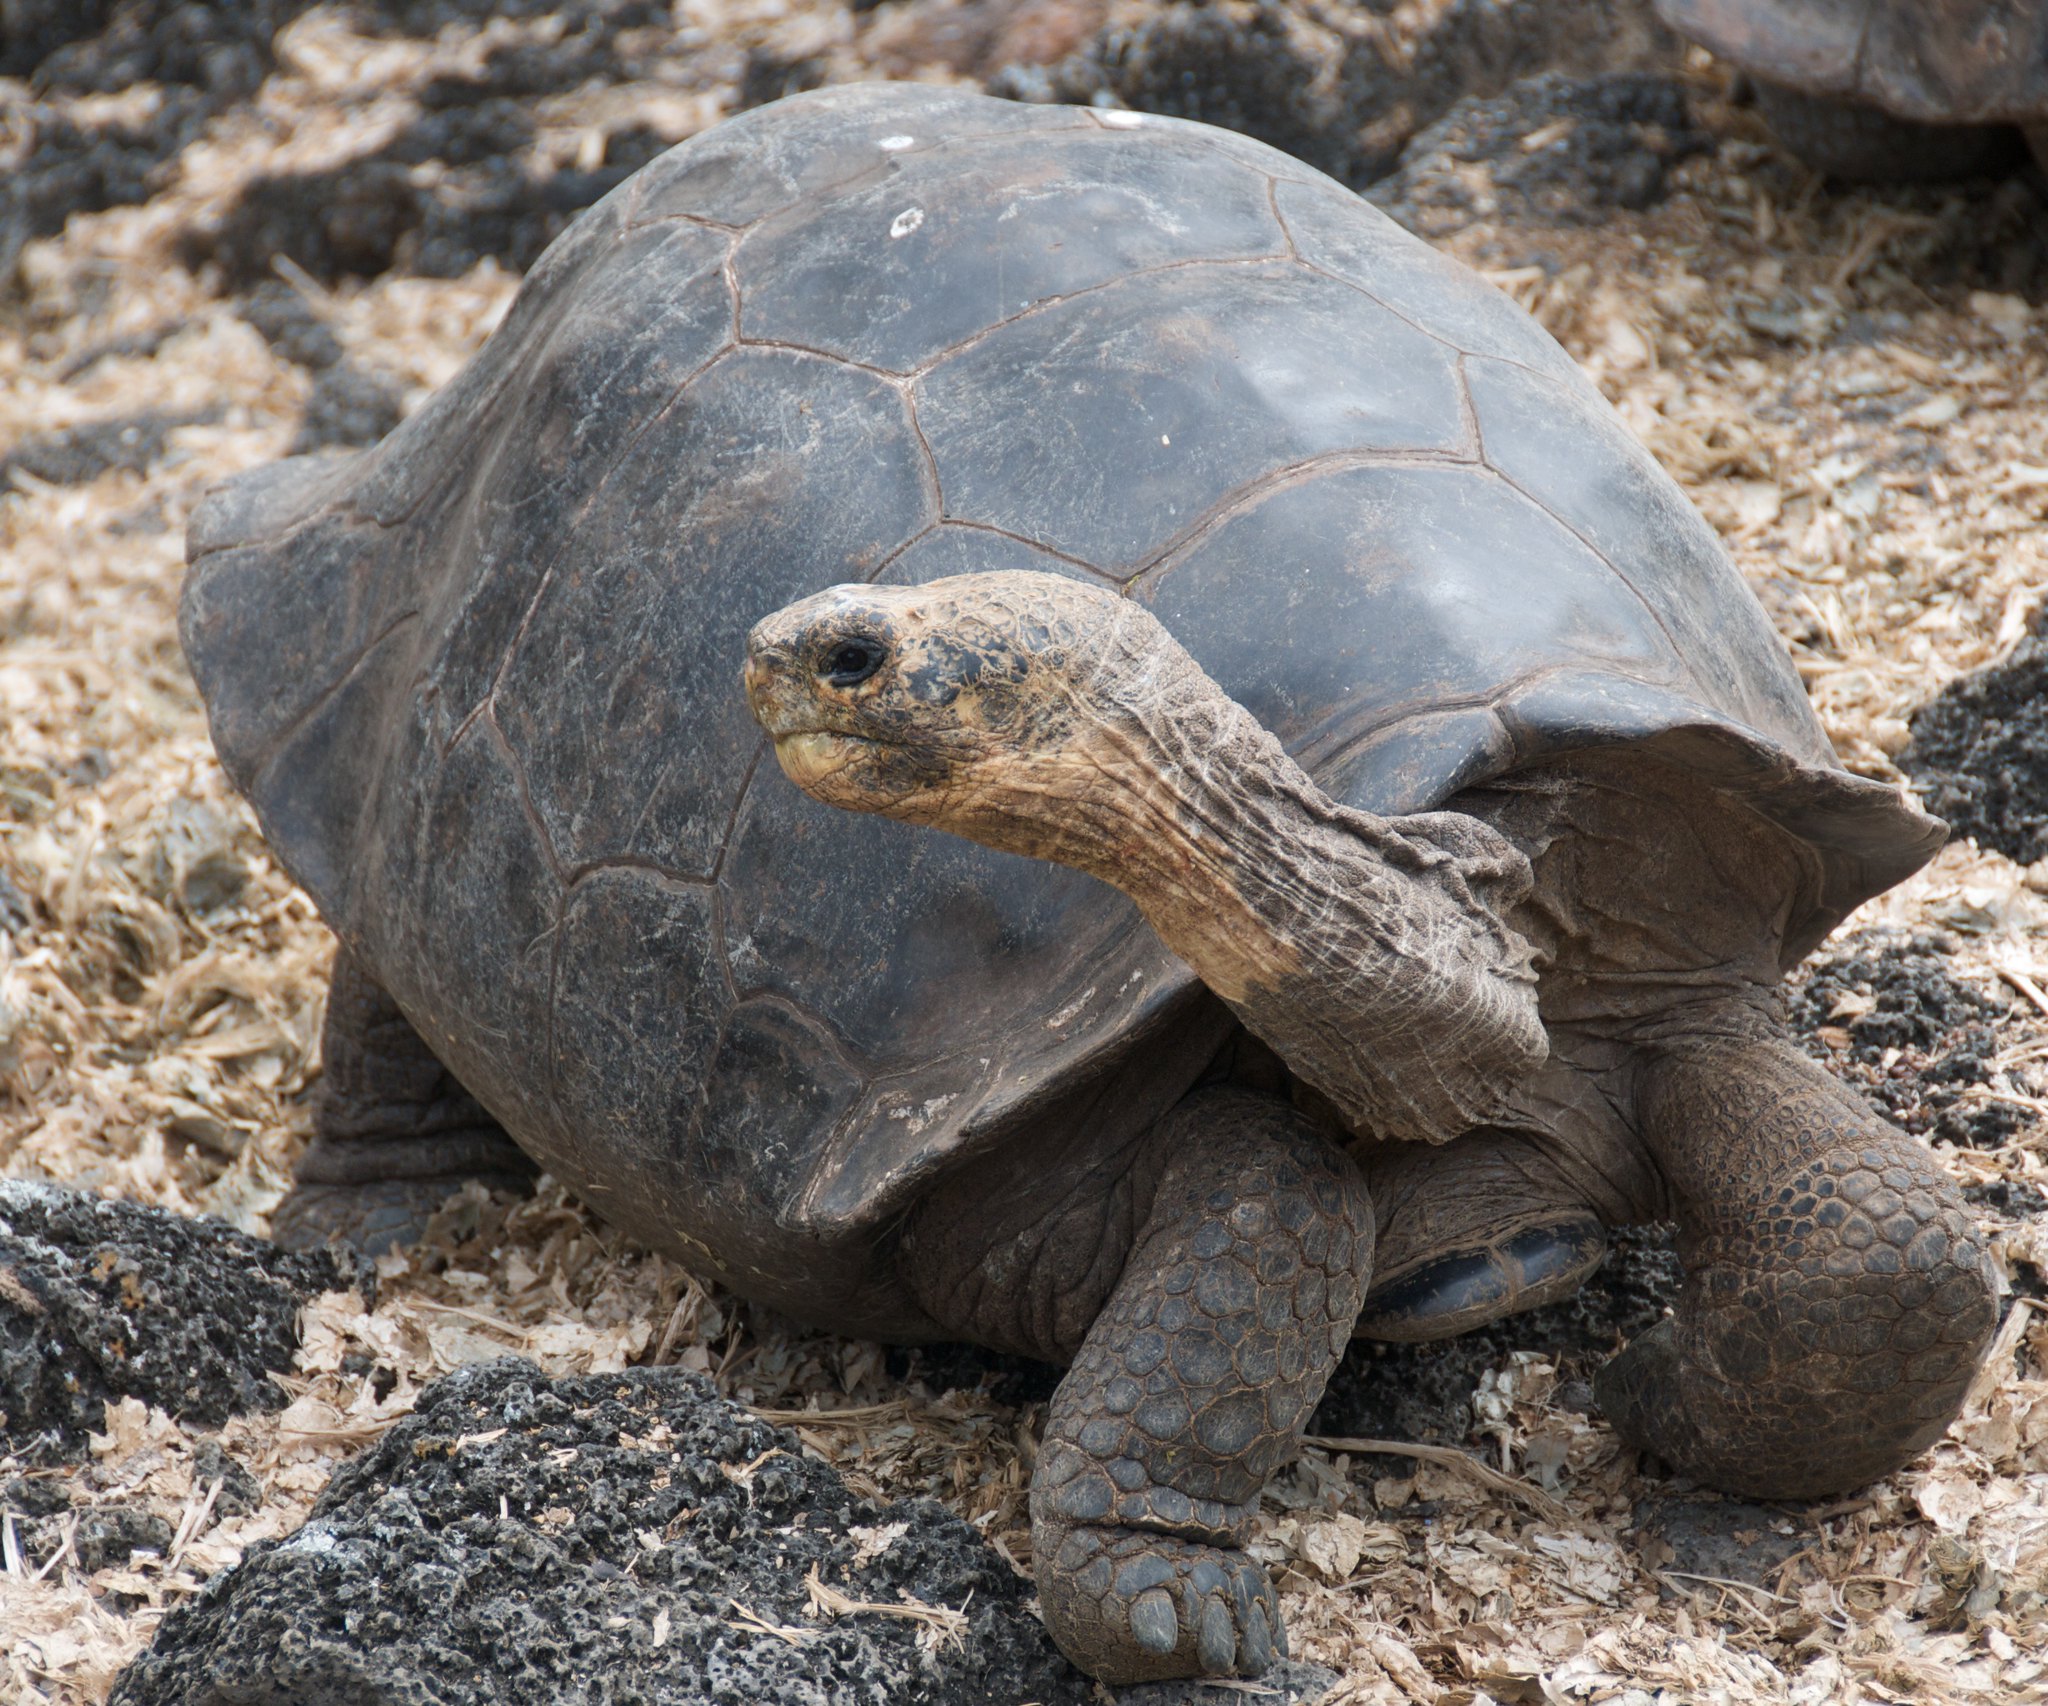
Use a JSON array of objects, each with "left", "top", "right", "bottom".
[{"left": 1041, "top": 1525, "right": 1283, "bottom": 1684}]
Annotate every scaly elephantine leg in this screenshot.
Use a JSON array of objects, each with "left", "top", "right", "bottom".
[
  {"left": 903, "top": 1086, "right": 1373, "bottom": 1684},
  {"left": 1354, "top": 1129, "right": 1609, "bottom": 1343},
  {"left": 1598, "top": 1029, "right": 1998, "bottom": 1498},
  {"left": 272, "top": 949, "right": 534, "bottom": 1253}
]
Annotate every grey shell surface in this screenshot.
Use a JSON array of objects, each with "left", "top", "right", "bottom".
[
  {"left": 182, "top": 84, "right": 1940, "bottom": 1318},
  {"left": 1655, "top": 0, "right": 2048, "bottom": 124}
]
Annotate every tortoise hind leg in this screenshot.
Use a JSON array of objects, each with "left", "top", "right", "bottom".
[
  {"left": 271, "top": 949, "right": 535, "bottom": 1254},
  {"left": 1353, "top": 1128, "right": 1610, "bottom": 1343},
  {"left": 1597, "top": 1027, "right": 1997, "bottom": 1497}
]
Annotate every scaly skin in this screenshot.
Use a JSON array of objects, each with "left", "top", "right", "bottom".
[
  {"left": 271, "top": 951, "right": 533, "bottom": 1253},
  {"left": 1025, "top": 1088, "right": 1373, "bottom": 1683},
  {"left": 1354, "top": 1127, "right": 1608, "bottom": 1343},
  {"left": 1598, "top": 1030, "right": 1999, "bottom": 1497}
]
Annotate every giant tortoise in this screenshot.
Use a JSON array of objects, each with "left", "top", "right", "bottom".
[
  {"left": 1657, "top": 0, "right": 2048, "bottom": 179},
  {"left": 182, "top": 82, "right": 1997, "bottom": 1685}
]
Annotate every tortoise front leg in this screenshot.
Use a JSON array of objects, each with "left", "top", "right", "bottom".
[
  {"left": 1599, "top": 1030, "right": 1998, "bottom": 1497},
  {"left": 1030, "top": 1088, "right": 1371, "bottom": 1683}
]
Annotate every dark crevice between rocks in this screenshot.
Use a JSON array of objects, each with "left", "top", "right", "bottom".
[{"left": 0, "top": 1181, "right": 353, "bottom": 1464}]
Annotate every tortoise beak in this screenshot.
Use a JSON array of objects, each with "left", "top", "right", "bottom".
[{"left": 742, "top": 629, "right": 802, "bottom": 736}]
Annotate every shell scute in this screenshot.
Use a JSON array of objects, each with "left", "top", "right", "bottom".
[
  {"left": 546, "top": 868, "right": 725, "bottom": 1232},
  {"left": 1274, "top": 176, "right": 1593, "bottom": 388},
  {"left": 627, "top": 82, "right": 1093, "bottom": 233},
  {"left": 352, "top": 188, "right": 639, "bottom": 530},
  {"left": 494, "top": 346, "right": 935, "bottom": 875},
  {"left": 879, "top": 523, "right": 1106, "bottom": 587},
  {"left": 916, "top": 260, "right": 1471, "bottom": 575},
  {"left": 1135, "top": 462, "right": 1680, "bottom": 786},
  {"left": 691, "top": 998, "right": 870, "bottom": 1299},
  {"left": 733, "top": 127, "right": 1287, "bottom": 375},
  {"left": 719, "top": 754, "right": 1122, "bottom": 1070},
  {"left": 422, "top": 220, "right": 735, "bottom": 753},
  {"left": 389, "top": 721, "right": 566, "bottom": 1148},
  {"left": 1464, "top": 354, "right": 1835, "bottom": 767}
]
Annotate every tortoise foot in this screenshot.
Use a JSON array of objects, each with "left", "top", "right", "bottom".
[
  {"left": 1615, "top": 1037, "right": 1998, "bottom": 1499},
  {"left": 1357, "top": 1215, "right": 1605, "bottom": 1343},
  {"left": 270, "top": 1174, "right": 527, "bottom": 1255},
  {"left": 1754, "top": 83, "right": 2022, "bottom": 183},
  {"left": 1038, "top": 1526, "right": 1282, "bottom": 1684}
]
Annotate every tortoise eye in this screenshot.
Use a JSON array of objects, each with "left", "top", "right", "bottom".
[{"left": 823, "top": 639, "right": 884, "bottom": 687}]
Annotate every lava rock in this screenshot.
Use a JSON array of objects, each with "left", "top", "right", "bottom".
[
  {"left": 991, "top": 1, "right": 1354, "bottom": 177},
  {"left": 1904, "top": 626, "right": 2048, "bottom": 868},
  {"left": 193, "top": 1438, "right": 265, "bottom": 1517},
  {"left": 1787, "top": 929, "right": 2021, "bottom": 1149},
  {"left": 989, "top": 0, "right": 1680, "bottom": 186},
  {"left": 0, "top": 100, "right": 195, "bottom": 272},
  {"left": 1372, "top": 70, "right": 1712, "bottom": 239},
  {"left": 0, "top": 0, "right": 317, "bottom": 273},
  {"left": 291, "top": 364, "right": 407, "bottom": 453},
  {"left": 236, "top": 282, "right": 346, "bottom": 370},
  {"left": 0, "top": 409, "right": 219, "bottom": 488},
  {"left": 113, "top": 1357, "right": 1092, "bottom": 1706},
  {"left": 76, "top": 1505, "right": 179, "bottom": 1571},
  {"left": 182, "top": 121, "right": 651, "bottom": 285},
  {"left": 1316, "top": 1225, "right": 1681, "bottom": 1446},
  {"left": 0, "top": 1180, "right": 350, "bottom": 1463},
  {"left": 1633, "top": 1497, "right": 1806, "bottom": 1591},
  {"left": 177, "top": 3, "right": 675, "bottom": 285},
  {"left": 18, "top": 0, "right": 306, "bottom": 94}
]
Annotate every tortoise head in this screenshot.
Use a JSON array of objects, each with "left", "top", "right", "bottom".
[{"left": 745, "top": 570, "right": 1184, "bottom": 862}]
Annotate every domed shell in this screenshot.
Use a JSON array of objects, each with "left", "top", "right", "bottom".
[
  {"left": 182, "top": 84, "right": 1939, "bottom": 1313},
  {"left": 1655, "top": 0, "right": 2048, "bottom": 124}
]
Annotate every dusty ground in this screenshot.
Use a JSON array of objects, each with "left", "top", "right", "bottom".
[{"left": 3, "top": 2, "right": 2048, "bottom": 1702}]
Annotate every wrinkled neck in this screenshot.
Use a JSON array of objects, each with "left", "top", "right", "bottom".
[
  {"left": 943, "top": 664, "right": 1324, "bottom": 995},
  {"left": 960, "top": 666, "right": 1547, "bottom": 1143}
]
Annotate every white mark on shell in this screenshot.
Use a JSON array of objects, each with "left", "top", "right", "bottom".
[
  {"left": 1046, "top": 986, "right": 1099, "bottom": 1030},
  {"left": 1161, "top": 434, "right": 1170, "bottom": 446},
  {"left": 885, "top": 1092, "right": 957, "bottom": 1134},
  {"left": 1099, "top": 109, "right": 1144, "bottom": 129},
  {"left": 878, "top": 134, "right": 916, "bottom": 151},
  {"left": 889, "top": 206, "right": 925, "bottom": 239}
]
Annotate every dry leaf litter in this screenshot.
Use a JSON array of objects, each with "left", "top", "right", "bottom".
[{"left": 3, "top": 3, "right": 2047, "bottom": 1702}]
